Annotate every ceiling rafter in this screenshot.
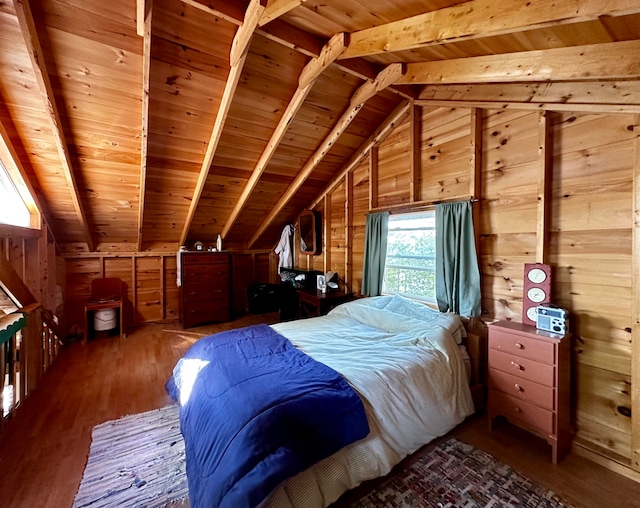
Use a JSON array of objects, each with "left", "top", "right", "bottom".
[
  {"left": 13, "top": 0, "right": 94, "bottom": 251},
  {"left": 137, "top": 0, "right": 152, "bottom": 251},
  {"left": 179, "top": 0, "right": 267, "bottom": 247},
  {"left": 0, "top": 251, "right": 37, "bottom": 306},
  {"left": 247, "top": 62, "right": 405, "bottom": 248},
  {"left": 230, "top": 0, "right": 267, "bottom": 66},
  {"left": 396, "top": 40, "right": 640, "bottom": 85},
  {"left": 182, "top": 0, "right": 414, "bottom": 100},
  {"left": 179, "top": 0, "right": 247, "bottom": 26},
  {"left": 308, "top": 100, "right": 412, "bottom": 210},
  {"left": 221, "top": 32, "right": 349, "bottom": 239},
  {"left": 340, "top": 0, "right": 640, "bottom": 60},
  {"left": 260, "top": 0, "right": 309, "bottom": 26}
]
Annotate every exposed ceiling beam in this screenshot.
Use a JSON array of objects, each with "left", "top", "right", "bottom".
[
  {"left": 415, "top": 99, "right": 640, "bottom": 114},
  {"left": 258, "top": 21, "right": 409, "bottom": 95},
  {"left": 351, "top": 63, "right": 406, "bottom": 106},
  {"left": 230, "top": 0, "right": 268, "bottom": 66},
  {"left": 182, "top": 0, "right": 415, "bottom": 100},
  {"left": 179, "top": 0, "right": 246, "bottom": 26},
  {"left": 0, "top": 251, "right": 37, "bottom": 307},
  {"left": 308, "top": 100, "right": 412, "bottom": 210},
  {"left": 179, "top": 0, "right": 266, "bottom": 247},
  {"left": 340, "top": 0, "right": 640, "bottom": 60},
  {"left": 13, "top": 0, "right": 94, "bottom": 251},
  {"left": 396, "top": 40, "right": 640, "bottom": 85},
  {"left": 298, "top": 32, "right": 349, "bottom": 88},
  {"left": 137, "top": 0, "right": 152, "bottom": 251},
  {"left": 259, "top": 0, "right": 308, "bottom": 26},
  {"left": 247, "top": 63, "right": 405, "bottom": 248},
  {"left": 256, "top": 22, "right": 414, "bottom": 99},
  {"left": 221, "top": 32, "right": 348, "bottom": 239}
]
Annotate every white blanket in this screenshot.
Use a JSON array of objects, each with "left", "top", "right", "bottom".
[{"left": 265, "top": 295, "right": 474, "bottom": 508}]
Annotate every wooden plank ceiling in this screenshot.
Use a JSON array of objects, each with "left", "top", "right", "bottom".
[{"left": 0, "top": 0, "right": 638, "bottom": 252}]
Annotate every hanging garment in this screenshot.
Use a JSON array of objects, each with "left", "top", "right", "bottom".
[
  {"left": 176, "top": 249, "right": 183, "bottom": 287},
  {"left": 275, "top": 224, "right": 294, "bottom": 273}
]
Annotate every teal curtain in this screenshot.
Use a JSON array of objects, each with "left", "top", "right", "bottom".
[
  {"left": 362, "top": 211, "right": 390, "bottom": 296},
  {"left": 436, "top": 201, "right": 481, "bottom": 317}
]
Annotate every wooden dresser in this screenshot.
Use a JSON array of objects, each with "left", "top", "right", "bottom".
[
  {"left": 179, "top": 251, "right": 231, "bottom": 328},
  {"left": 487, "top": 320, "right": 571, "bottom": 463}
]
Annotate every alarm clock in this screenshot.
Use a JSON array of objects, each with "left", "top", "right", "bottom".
[{"left": 522, "top": 263, "right": 551, "bottom": 326}]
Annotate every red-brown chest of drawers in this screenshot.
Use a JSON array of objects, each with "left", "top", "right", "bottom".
[
  {"left": 179, "top": 252, "right": 231, "bottom": 328},
  {"left": 487, "top": 320, "right": 571, "bottom": 463}
]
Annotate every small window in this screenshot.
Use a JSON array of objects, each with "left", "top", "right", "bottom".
[
  {"left": 0, "top": 161, "right": 30, "bottom": 228},
  {"left": 382, "top": 210, "right": 436, "bottom": 303}
]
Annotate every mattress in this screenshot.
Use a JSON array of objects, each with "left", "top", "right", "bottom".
[{"left": 264, "top": 295, "right": 475, "bottom": 507}]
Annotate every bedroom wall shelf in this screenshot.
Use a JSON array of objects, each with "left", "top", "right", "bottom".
[{"left": 487, "top": 320, "right": 571, "bottom": 464}]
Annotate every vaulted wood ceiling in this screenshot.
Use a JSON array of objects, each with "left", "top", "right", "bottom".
[{"left": 0, "top": 0, "right": 638, "bottom": 252}]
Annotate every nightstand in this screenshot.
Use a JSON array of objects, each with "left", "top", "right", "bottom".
[
  {"left": 487, "top": 320, "right": 571, "bottom": 464},
  {"left": 297, "top": 289, "right": 354, "bottom": 318}
]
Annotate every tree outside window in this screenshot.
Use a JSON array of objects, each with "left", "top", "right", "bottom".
[{"left": 382, "top": 211, "right": 436, "bottom": 303}]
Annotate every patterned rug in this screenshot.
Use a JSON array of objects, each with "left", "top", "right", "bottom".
[
  {"left": 73, "top": 404, "right": 187, "bottom": 508},
  {"left": 74, "top": 404, "right": 573, "bottom": 508},
  {"left": 351, "top": 439, "right": 574, "bottom": 508}
]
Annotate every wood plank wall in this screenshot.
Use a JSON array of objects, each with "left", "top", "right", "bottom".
[
  {"left": 63, "top": 250, "right": 275, "bottom": 337},
  {"left": 301, "top": 105, "right": 639, "bottom": 478},
  {"left": 0, "top": 224, "right": 61, "bottom": 315}
]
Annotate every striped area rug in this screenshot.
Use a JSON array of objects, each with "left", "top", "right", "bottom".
[
  {"left": 74, "top": 405, "right": 573, "bottom": 508},
  {"left": 73, "top": 404, "right": 187, "bottom": 508}
]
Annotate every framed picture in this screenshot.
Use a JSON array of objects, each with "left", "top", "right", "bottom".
[{"left": 316, "top": 275, "right": 325, "bottom": 290}]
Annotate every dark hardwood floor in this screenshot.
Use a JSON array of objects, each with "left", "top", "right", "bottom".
[{"left": 0, "top": 314, "right": 638, "bottom": 508}]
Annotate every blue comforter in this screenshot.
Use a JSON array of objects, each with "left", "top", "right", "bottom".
[{"left": 166, "top": 324, "right": 369, "bottom": 508}]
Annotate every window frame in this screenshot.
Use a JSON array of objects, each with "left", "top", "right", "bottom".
[
  {"left": 381, "top": 209, "right": 437, "bottom": 305},
  {"left": 0, "top": 142, "right": 41, "bottom": 231}
]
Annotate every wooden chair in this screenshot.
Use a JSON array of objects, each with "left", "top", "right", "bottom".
[{"left": 83, "top": 278, "right": 126, "bottom": 342}]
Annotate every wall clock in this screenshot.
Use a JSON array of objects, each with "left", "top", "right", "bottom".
[{"left": 522, "top": 263, "right": 551, "bottom": 326}]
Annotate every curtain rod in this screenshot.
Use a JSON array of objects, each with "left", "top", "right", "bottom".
[{"left": 370, "top": 198, "right": 479, "bottom": 215}]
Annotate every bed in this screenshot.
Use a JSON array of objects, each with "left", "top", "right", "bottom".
[{"left": 167, "top": 295, "right": 479, "bottom": 508}]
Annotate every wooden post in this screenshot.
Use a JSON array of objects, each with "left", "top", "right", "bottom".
[
  {"left": 132, "top": 255, "right": 137, "bottom": 328},
  {"left": 536, "top": 110, "right": 552, "bottom": 264},
  {"left": 138, "top": 0, "right": 152, "bottom": 250},
  {"left": 410, "top": 103, "right": 421, "bottom": 203},
  {"left": 160, "top": 255, "right": 166, "bottom": 321},
  {"left": 369, "top": 145, "right": 378, "bottom": 210},
  {"left": 632, "top": 113, "right": 640, "bottom": 472},
  {"left": 324, "top": 195, "right": 331, "bottom": 275},
  {"left": 470, "top": 107, "right": 483, "bottom": 256},
  {"left": 345, "top": 171, "right": 353, "bottom": 291}
]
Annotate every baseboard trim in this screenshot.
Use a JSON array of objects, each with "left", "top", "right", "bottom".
[{"left": 572, "top": 442, "right": 640, "bottom": 483}]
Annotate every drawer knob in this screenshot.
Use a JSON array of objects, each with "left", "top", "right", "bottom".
[
  {"left": 515, "top": 383, "right": 523, "bottom": 392},
  {"left": 511, "top": 361, "right": 524, "bottom": 371},
  {"left": 514, "top": 406, "right": 522, "bottom": 413},
  {"left": 516, "top": 342, "right": 524, "bottom": 349}
]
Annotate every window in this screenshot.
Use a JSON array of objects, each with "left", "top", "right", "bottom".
[
  {"left": 0, "top": 160, "right": 30, "bottom": 228},
  {"left": 382, "top": 210, "right": 436, "bottom": 303}
]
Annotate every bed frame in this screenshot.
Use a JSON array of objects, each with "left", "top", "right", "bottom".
[{"left": 460, "top": 316, "right": 488, "bottom": 412}]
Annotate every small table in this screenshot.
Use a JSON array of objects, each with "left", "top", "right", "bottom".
[
  {"left": 84, "top": 298, "right": 126, "bottom": 342},
  {"left": 297, "top": 289, "right": 354, "bottom": 318}
]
